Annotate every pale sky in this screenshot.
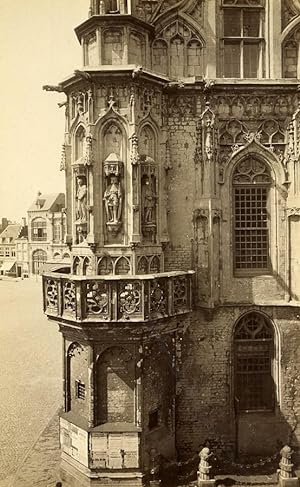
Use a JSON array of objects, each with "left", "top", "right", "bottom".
[{"left": 0, "top": 0, "right": 87, "bottom": 222}]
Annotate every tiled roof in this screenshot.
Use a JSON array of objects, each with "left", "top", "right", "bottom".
[
  {"left": 0, "top": 224, "right": 23, "bottom": 241},
  {"left": 28, "top": 193, "right": 65, "bottom": 212}
]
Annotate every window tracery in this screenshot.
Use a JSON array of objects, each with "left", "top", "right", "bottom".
[
  {"left": 233, "top": 157, "right": 271, "bottom": 273},
  {"left": 152, "top": 20, "right": 203, "bottom": 78},
  {"left": 234, "top": 312, "right": 275, "bottom": 412},
  {"left": 103, "top": 29, "right": 124, "bottom": 65},
  {"left": 282, "top": 25, "right": 300, "bottom": 78},
  {"left": 75, "top": 126, "right": 86, "bottom": 161}
]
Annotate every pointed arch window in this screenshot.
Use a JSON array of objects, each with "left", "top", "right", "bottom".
[
  {"left": 152, "top": 40, "right": 168, "bottom": 76},
  {"left": 282, "top": 26, "right": 300, "bottom": 78},
  {"left": 234, "top": 312, "right": 275, "bottom": 412},
  {"left": 152, "top": 20, "right": 203, "bottom": 79},
  {"left": 233, "top": 157, "right": 271, "bottom": 275}
]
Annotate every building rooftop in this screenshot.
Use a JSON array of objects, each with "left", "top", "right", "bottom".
[
  {"left": 28, "top": 193, "right": 65, "bottom": 213},
  {"left": 0, "top": 224, "right": 24, "bottom": 242}
]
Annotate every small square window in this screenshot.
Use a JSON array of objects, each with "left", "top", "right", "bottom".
[
  {"left": 75, "top": 380, "right": 85, "bottom": 400},
  {"left": 148, "top": 409, "right": 159, "bottom": 430}
]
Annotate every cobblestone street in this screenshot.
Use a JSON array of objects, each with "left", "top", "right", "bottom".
[{"left": 0, "top": 278, "right": 61, "bottom": 486}]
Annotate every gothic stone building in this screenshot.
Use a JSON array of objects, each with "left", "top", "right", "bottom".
[{"left": 43, "top": 0, "right": 300, "bottom": 486}]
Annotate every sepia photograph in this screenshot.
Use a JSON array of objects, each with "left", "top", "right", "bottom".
[{"left": 0, "top": 0, "right": 300, "bottom": 486}]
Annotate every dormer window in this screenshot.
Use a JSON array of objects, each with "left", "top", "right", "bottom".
[{"left": 222, "top": 0, "right": 265, "bottom": 78}]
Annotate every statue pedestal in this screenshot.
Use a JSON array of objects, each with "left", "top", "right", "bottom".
[
  {"left": 278, "top": 475, "right": 299, "bottom": 487},
  {"left": 149, "top": 481, "right": 161, "bottom": 487},
  {"left": 197, "top": 473, "right": 216, "bottom": 487}
]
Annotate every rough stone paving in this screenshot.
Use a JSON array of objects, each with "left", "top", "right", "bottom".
[{"left": 0, "top": 279, "right": 61, "bottom": 487}]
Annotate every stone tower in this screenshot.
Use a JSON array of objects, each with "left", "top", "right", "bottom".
[
  {"left": 43, "top": 1, "right": 194, "bottom": 485},
  {"left": 44, "top": 0, "right": 300, "bottom": 484}
]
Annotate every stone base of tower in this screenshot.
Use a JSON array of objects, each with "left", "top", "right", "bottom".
[{"left": 60, "top": 454, "right": 145, "bottom": 487}]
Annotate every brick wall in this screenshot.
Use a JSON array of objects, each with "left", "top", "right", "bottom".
[
  {"left": 67, "top": 342, "right": 89, "bottom": 419},
  {"left": 176, "top": 306, "right": 300, "bottom": 460},
  {"left": 96, "top": 346, "right": 135, "bottom": 424},
  {"left": 142, "top": 340, "right": 176, "bottom": 463}
]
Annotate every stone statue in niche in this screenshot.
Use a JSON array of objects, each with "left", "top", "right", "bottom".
[
  {"left": 142, "top": 175, "right": 157, "bottom": 242},
  {"left": 142, "top": 176, "right": 156, "bottom": 224},
  {"left": 76, "top": 224, "right": 87, "bottom": 244},
  {"left": 75, "top": 176, "right": 88, "bottom": 222},
  {"left": 104, "top": 175, "right": 122, "bottom": 224}
]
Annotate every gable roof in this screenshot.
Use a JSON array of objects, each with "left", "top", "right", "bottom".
[
  {"left": 28, "top": 193, "right": 65, "bottom": 212},
  {"left": 0, "top": 224, "right": 23, "bottom": 241}
]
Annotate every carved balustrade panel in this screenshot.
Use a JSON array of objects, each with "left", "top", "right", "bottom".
[
  {"left": 118, "top": 281, "right": 143, "bottom": 320},
  {"left": 173, "top": 275, "right": 189, "bottom": 313},
  {"left": 149, "top": 278, "right": 168, "bottom": 318},
  {"left": 43, "top": 271, "right": 194, "bottom": 323},
  {"left": 45, "top": 278, "right": 59, "bottom": 313},
  {"left": 63, "top": 280, "right": 76, "bottom": 315},
  {"left": 85, "top": 281, "right": 110, "bottom": 319}
]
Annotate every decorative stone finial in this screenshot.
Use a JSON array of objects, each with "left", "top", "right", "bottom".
[
  {"left": 197, "top": 447, "right": 216, "bottom": 487},
  {"left": 278, "top": 445, "right": 299, "bottom": 487}
]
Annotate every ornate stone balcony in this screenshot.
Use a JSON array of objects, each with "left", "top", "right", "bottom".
[{"left": 42, "top": 271, "right": 194, "bottom": 324}]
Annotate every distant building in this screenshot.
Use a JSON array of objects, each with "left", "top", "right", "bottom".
[
  {"left": 0, "top": 218, "right": 9, "bottom": 234},
  {"left": 0, "top": 223, "right": 27, "bottom": 276},
  {"left": 15, "top": 219, "right": 29, "bottom": 278},
  {"left": 28, "top": 192, "right": 70, "bottom": 275}
]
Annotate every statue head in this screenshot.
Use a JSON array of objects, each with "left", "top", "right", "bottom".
[
  {"left": 77, "top": 176, "right": 84, "bottom": 186},
  {"left": 281, "top": 445, "right": 293, "bottom": 459},
  {"left": 200, "top": 447, "right": 211, "bottom": 460}
]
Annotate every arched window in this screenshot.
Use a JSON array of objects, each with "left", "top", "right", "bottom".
[
  {"left": 282, "top": 26, "right": 300, "bottom": 78},
  {"left": 103, "top": 30, "right": 124, "bottom": 65},
  {"left": 129, "top": 31, "right": 145, "bottom": 65},
  {"left": 32, "top": 249, "right": 47, "bottom": 275},
  {"left": 170, "top": 36, "right": 184, "bottom": 78},
  {"left": 83, "top": 257, "right": 92, "bottom": 276},
  {"left": 187, "top": 39, "right": 202, "bottom": 77},
  {"left": 98, "top": 256, "right": 114, "bottom": 275},
  {"left": 53, "top": 222, "right": 61, "bottom": 243},
  {"left": 233, "top": 157, "right": 271, "bottom": 275},
  {"left": 137, "top": 256, "right": 149, "bottom": 274},
  {"left": 85, "top": 33, "right": 98, "bottom": 67},
  {"left": 152, "top": 20, "right": 203, "bottom": 79},
  {"left": 96, "top": 346, "right": 134, "bottom": 425},
  {"left": 73, "top": 257, "right": 81, "bottom": 275},
  {"left": 75, "top": 126, "right": 85, "bottom": 161},
  {"left": 234, "top": 312, "right": 275, "bottom": 412},
  {"left": 115, "top": 256, "right": 130, "bottom": 275},
  {"left": 31, "top": 218, "right": 47, "bottom": 241},
  {"left": 152, "top": 40, "right": 168, "bottom": 76},
  {"left": 139, "top": 125, "right": 156, "bottom": 159}
]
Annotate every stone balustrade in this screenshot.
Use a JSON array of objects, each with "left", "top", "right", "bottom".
[{"left": 42, "top": 270, "right": 194, "bottom": 323}]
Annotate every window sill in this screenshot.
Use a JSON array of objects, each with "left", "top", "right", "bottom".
[{"left": 234, "top": 271, "right": 272, "bottom": 278}]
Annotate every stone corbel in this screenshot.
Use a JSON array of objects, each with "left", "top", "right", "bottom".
[
  {"left": 193, "top": 208, "right": 209, "bottom": 222},
  {"left": 212, "top": 209, "right": 222, "bottom": 222}
]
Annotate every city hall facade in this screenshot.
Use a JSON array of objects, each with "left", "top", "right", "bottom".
[{"left": 43, "top": 0, "right": 300, "bottom": 485}]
